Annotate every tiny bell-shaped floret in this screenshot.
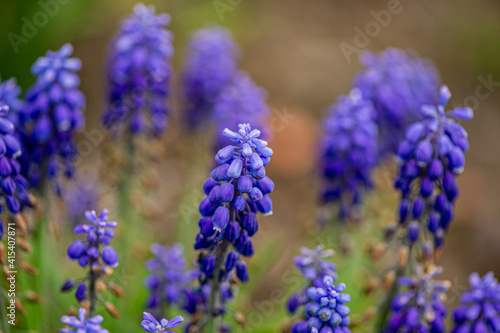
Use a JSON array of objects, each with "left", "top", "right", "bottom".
[
  {"left": 102, "top": 246, "right": 119, "bottom": 268},
  {"left": 225, "top": 251, "right": 239, "bottom": 271},
  {"left": 216, "top": 145, "right": 234, "bottom": 164},
  {"left": 237, "top": 175, "right": 252, "bottom": 193},
  {"left": 212, "top": 206, "right": 230, "bottom": 231},
  {"left": 75, "top": 283, "right": 87, "bottom": 302},
  {"left": 217, "top": 183, "right": 234, "bottom": 202},
  {"left": 236, "top": 261, "right": 249, "bottom": 282}
]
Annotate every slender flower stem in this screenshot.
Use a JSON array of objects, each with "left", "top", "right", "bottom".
[
  {"left": 206, "top": 239, "right": 230, "bottom": 333},
  {"left": 374, "top": 246, "right": 412, "bottom": 332},
  {"left": 88, "top": 267, "right": 98, "bottom": 317},
  {"left": 31, "top": 180, "right": 49, "bottom": 332}
]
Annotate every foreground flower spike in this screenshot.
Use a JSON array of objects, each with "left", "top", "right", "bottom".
[
  {"left": 62, "top": 209, "right": 120, "bottom": 317},
  {"left": 23, "top": 43, "right": 85, "bottom": 193},
  {"left": 144, "top": 243, "right": 198, "bottom": 314},
  {"left": 287, "top": 246, "right": 337, "bottom": 314},
  {"left": 141, "top": 312, "right": 183, "bottom": 333},
  {"left": 291, "top": 275, "right": 351, "bottom": 333},
  {"left": 213, "top": 72, "right": 270, "bottom": 149},
  {"left": 102, "top": 3, "right": 173, "bottom": 137},
  {"left": 393, "top": 85, "right": 472, "bottom": 251},
  {"left": 181, "top": 26, "right": 239, "bottom": 130},
  {"left": 319, "top": 89, "right": 378, "bottom": 221},
  {"left": 0, "top": 105, "right": 31, "bottom": 238},
  {"left": 451, "top": 272, "right": 500, "bottom": 332},
  {"left": 353, "top": 48, "right": 440, "bottom": 155},
  {"left": 385, "top": 266, "right": 449, "bottom": 333},
  {"left": 60, "top": 308, "right": 109, "bottom": 333},
  {"left": 190, "top": 123, "right": 274, "bottom": 329}
]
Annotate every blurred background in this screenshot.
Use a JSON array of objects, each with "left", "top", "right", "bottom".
[{"left": 1, "top": 0, "right": 500, "bottom": 331}]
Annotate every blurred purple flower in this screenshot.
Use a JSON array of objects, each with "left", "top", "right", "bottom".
[
  {"left": 213, "top": 72, "right": 270, "bottom": 149},
  {"left": 320, "top": 88, "right": 379, "bottom": 221},
  {"left": 181, "top": 26, "right": 239, "bottom": 130},
  {"left": 22, "top": 43, "right": 85, "bottom": 194},
  {"left": 451, "top": 272, "right": 500, "bottom": 332},
  {"left": 353, "top": 48, "right": 440, "bottom": 155},
  {"left": 103, "top": 3, "right": 173, "bottom": 137}
]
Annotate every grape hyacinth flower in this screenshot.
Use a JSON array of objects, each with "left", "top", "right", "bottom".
[
  {"left": 181, "top": 26, "right": 239, "bottom": 130},
  {"left": 384, "top": 266, "right": 449, "bottom": 333},
  {"left": 190, "top": 123, "right": 274, "bottom": 328},
  {"left": 60, "top": 308, "right": 109, "bottom": 333},
  {"left": 213, "top": 72, "right": 270, "bottom": 149},
  {"left": 102, "top": 3, "right": 173, "bottom": 137},
  {"left": 62, "top": 209, "right": 120, "bottom": 317},
  {"left": 291, "top": 275, "right": 352, "bottom": 333},
  {"left": 320, "top": 89, "right": 379, "bottom": 221},
  {"left": 287, "top": 246, "right": 337, "bottom": 315},
  {"left": 22, "top": 43, "right": 85, "bottom": 193},
  {"left": 64, "top": 175, "right": 100, "bottom": 225},
  {"left": 144, "top": 243, "right": 198, "bottom": 314},
  {"left": 353, "top": 48, "right": 440, "bottom": 155},
  {"left": 451, "top": 272, "right": 500, "bottom": 332},
  {"left": 141, "top": 312, "right": 183, "bottom": 333},
  {"left": 0, "top": 77, "right": 24, "bottom": 126},
  {"left": 0, "top": 105, "right": 31, "bottom": 238},
  {"left": 393, "top": 85, "right": 472, "bottom": 251}
]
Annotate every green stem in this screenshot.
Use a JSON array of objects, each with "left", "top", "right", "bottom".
[
  {"left": 206, "top": 239, "right": 230, "bottom": 333},
  {"left": 374, "top": 246, "right": 412, "bottom": 332},
  {"left": 31, "top": 181, "right": 49, "bottom": 332},
  {"left": 88, "top": 265, "right": 98, "bottom": 317}
]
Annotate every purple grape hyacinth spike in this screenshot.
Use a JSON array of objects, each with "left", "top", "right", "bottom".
[
  {"left": 393, "top": 85, "right": 472, "bottom": 250},
  {"left": 353, "top": 48, "right": 440, "bottom": 155},
  {"left": 103, "top": 3, "right": 173, "bottom": 137}
]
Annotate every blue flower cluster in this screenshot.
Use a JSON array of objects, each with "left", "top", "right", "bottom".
[
  {"left": 64, "top": 209, "right": 119, "bottom": 303},
  {"left": 181, "top": 26, "right": 239, "bottom": 130},
  {"left": 191, "top": 123, "right": 273, "bottom": 324},
  {"left": 212, "top": 72, "right": 270, "bottom": 149},
  {"left": 385, "top": 266, "right": 449, "bottom": 333},
  {"left": 144, "top": 243, "right": 198, "bottom": 313},
  {"left": 452, "top": 272, "right": 500, "bottom": 332},
  {"left": 353, "top": 48, "right": 440, "bottom": 155},
  {"left": 141, "top": 312, "right": 184, "bottom": 333},
  {"left": 22, "top": 43, "right": 85, "bottom": 192},
  {"left": 287, "top": 246, "right": 337, "bottom": 314},
  {"left": 60, "top": 308, "right": 109, "bottom": 333},
  {"left": 320, "top": 89, "right": 379, "bottom": 220},
  {"left": 394, "top": 86, "right": 472, "bottom": 249},
  {"left": 0, "top": 105, "right": 30, "bottom": 238},
  {"left": 0, "top": 77, "right": 24, "bottom": 127},
  {"left": 292, "top": 275, "right": 351, "bottom": 333},
  {"left": 103, "top": 3, "right": 173, "bottom": 136}
]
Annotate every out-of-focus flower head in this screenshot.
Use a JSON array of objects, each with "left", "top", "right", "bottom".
[
  {"left": 23, "top": 43, "right": 85, "bottom": 193},
  {"left": 144, "top": 243, "right": 198, "bottom": 313},
  {"left": 181, "top": 26, "right": 239, "bottom": 130},
  {"left": 452, "top": 272, "right": 500, "bottom": 333},
  {"left": 320, "top": 88, "right": 379, "bottom": 221},
  {"left": 353, "top": 48, "right": 440, "bottom": 155},
  {"left": 212, "top": 72, "right": 270, "bottom": 149},
  {"left": 103, "top": 3, "right": 173, "bottom": 137},
  {"left": 385, "top": 266, "right": 449, "bottom": 333}
]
